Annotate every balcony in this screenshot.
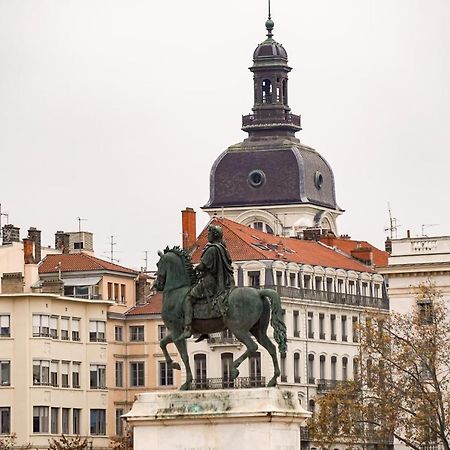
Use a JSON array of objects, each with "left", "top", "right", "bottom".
[
  {"left": 207, "top": 331, "right": 241, "bottom": 348},
  {"left": 317, "top": 379, "right": 341, "bottom": 392},
  {"left": 192, "top": 377, "right": 266, "bottom": 390},
  {"left": 260, "top": 285, "right": 389, "bottom": 310}
]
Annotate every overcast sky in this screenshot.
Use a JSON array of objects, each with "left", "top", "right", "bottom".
[{"left": 1, "top": 0, "right": 449, "bottom": 270}]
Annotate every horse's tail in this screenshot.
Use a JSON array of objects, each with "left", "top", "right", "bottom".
[{"left": 259, "top": 289, "right": 287, "bottom": 354}]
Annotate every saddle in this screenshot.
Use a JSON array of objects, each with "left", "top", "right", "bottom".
[{"left": 192, "top": 289, "right": 232, "bottom": 320}]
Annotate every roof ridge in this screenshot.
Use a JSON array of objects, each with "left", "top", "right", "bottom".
[{"left": 82, "top": 252, "right": 137, "bottom": 273}]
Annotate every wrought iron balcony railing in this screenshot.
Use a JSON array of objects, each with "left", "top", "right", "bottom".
[{"left": 192, "top": 376, "right": 266, "bottom": 390}]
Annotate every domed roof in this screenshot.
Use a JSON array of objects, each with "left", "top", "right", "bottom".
[{"left": 253, "top": 38, "right": 288, "bottom": 60}]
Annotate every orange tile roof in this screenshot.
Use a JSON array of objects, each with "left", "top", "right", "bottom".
[
  {"left": 319, "top": 236, "right": 388, "bottom": 268},
  {"left": 39, "top": 253, "right": 137, "bottom": 275},
  {"left": 126, "top": 293, "right": 162, "bottom": 315},
  {"left": 191, "top": 218, "right": 375, "bottom": 273}
]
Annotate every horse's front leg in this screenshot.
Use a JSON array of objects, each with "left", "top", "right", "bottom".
[
  {"left": 173, "top": 337, "right": 193, "bottom": 390},
  {"left": 160, "top": 333, "right": 181, "bottom": 371}
]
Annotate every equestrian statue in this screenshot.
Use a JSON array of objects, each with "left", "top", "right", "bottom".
[{"left": 155, "top": 224, "right": 287, "bottom": 390}]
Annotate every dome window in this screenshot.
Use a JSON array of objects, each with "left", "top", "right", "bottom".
[
  {"left": 314, "top": 171, "right": 324, "bottom": 190},
  {"left": 248, "top": 170, "right": 266, "bottom": 188}
]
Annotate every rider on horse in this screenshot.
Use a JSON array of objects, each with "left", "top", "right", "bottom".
[{"left": 176, "top": 224, "right": 235, "bottom": 341}]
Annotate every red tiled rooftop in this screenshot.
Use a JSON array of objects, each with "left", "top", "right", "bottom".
[
  {"left": 191, "top": 218, "right": 376, "bottom": 273},
  {"left": 39, "top": 253, "right": 137, "bottom": 275},
  {"left": 126, "top": 293, "right": 162, "bottom": 315}
]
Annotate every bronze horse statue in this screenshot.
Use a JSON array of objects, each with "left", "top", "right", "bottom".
[{"left": 155, "top": 246, "right": 287, "bottom": 390}]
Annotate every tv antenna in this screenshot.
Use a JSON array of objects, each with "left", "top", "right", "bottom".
[
  {"left": 421, "top": 224, "right": 438, "bottom": 237},
  {"left": 143, "top": 250, "right": 150, "bottom": 272},
  {"left": 76, "top": 217, "right": 87, "bottom": 233},
  {"left": 106, "top": 235, "right": 120, "bottom": 263},
  {"left": 384, "top": 202, "right": 400, "bottom": 239}
]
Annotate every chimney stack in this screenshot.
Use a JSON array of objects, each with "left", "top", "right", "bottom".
[
  {"left": 182, "top": 207, "right": 197, "bottom": 251},
  {"left": 55, "top": 231, "right": 70, "bottom": 254},
  {"left": 28, "top": 227, "right": 42, "bottom": 262},
  {"left": 23, "top": 238, "right": 35, "bottom": 264},
  {"left": 385, "top": 237, "right": 392, "bottom": 254},
  {"left": 2, "top": 224, "right": 20, "bottom": 244}
]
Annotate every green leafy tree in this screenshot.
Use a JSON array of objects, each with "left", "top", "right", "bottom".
[{"left": 308, "top": 282, "right": 450, "bottom": 450}]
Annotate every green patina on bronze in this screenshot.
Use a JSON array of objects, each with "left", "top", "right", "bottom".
[{"left": 155, "top": 235, "right": 287, "bottom": 391}]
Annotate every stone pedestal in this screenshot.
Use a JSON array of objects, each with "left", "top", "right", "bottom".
[{"left": 125, "top": 387, "right": 311, "bottom": 450}]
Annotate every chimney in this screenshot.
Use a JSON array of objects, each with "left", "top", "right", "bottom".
[
  {"left": 2, "top": 224, "right": 20, "bottom": 244},
  {"left": 350, "top": 247, "right": 374, "bottom": 267},
  {"left": 55, "top": 231, "right": 70, "bottom": 254},
  {"left": 407, "top": 229, "right": 411, "bottom": 238},
  {"left": 23, "top": 238, "right": 35, "bottom": 264},
  {"left": 28, "top": 227, "right": 42, "bottom": 262},
  {"left": 42, "top": 279, "right": 64, "bottom": 295},
  {"left": 1, "top": 272, "right": 24, "bottom": 294},
  {"left": 182, "top": 207, "right": 197, "bottom": 251},
  {"left": 385, "top": 237, "right": 392, "bottom": 254},
  {"left": 136, "top": 272, "right": 153, "bottom": 305},
  {"left": 303, "top": 228, "right": 322, "bottom": 241}
]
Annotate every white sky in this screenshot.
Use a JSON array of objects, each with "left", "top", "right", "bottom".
[{"left": 1, "top": 0, "right": 449, "bottom": 269}]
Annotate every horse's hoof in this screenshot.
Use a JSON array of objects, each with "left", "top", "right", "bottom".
[
  {"left": 267, "top": 378, "right": 277, "bottom": 387},
  {"left": 180, "top": 382, "right": 192, "bottom": 391},
  {"left": 231, "top": 368, "right": 240, "bottom": 380},
  {"left": 171, "top": 362, "right": 181, "bottom": 371}
]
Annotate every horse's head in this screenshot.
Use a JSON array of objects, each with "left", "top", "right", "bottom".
[{"left": 155, "top": 246, "right": 196, "bottom": 292}]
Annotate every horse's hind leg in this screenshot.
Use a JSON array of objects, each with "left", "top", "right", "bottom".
[
  {"left": 251, "top": 324, "right": 281, "bottom": 387},
  {"left": 229, "top": 329, "right": 258, "bottom": 381},
  {"left": 174, "top": 337, "right": 193, "bottom": 390},
  {"left": 160, "top": 334, "right": 181, "bottom": 371}
]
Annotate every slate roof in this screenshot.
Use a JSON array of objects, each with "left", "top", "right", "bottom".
[
  {"left": 39, "top": 253, "right": 138, "bottom": 275},
  {"left": 192, "top": 218, "right": 376, "bottom": 273}
]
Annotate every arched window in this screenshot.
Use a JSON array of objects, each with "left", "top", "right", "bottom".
[
  {"left": 319, "top": 355, "right": 326, "bottom": 380},
  {"left": 194, "top": 354, "right": 207, "bottom": 389},
  {"left": 249, "top": 352, "right": 262, "bottom": 387},
  {"left": 308, "top": 354, "right": 315, "bottom": 384},
  {"left": 342, "top": 357, "right": 348, "bottom": 381},
  {"left": 221, "top": 353, "right": 233, "bottom": 388},
  {"left": 280, "top": 352, "right": 287, "bottom": 382},
  {"left": 282, "top": 79, "right": 287, "bottom": 105},
  {"left": 294, "top": 353, "right": 300, "bottom": 383},
  {"left": 331, "top": 356, "right": 337, "bottom": 381},
  {"left": 353, "top": 357, "right": 359, "bottom": 381},
  {"left": 262, "top": 79, "right": 272, "bottom": 103}
]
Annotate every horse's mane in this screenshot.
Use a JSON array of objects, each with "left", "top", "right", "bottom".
[{"left": 164, "top": 246, "right": 197, "bottom": 286}]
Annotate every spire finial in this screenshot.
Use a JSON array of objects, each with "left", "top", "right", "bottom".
[{"left": 265, "top": 0, "right": 274, "bottom": 38}]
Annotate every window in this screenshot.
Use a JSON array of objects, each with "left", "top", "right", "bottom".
[
  {"left": 319, "top": 313, "right": 325, "bottom": 339},
  {"left": 248, "top": 271, "right": 260, "bottom": 287},
  {"left": 194, "top": 354, "right": 207, "bottom": 388},
  {"left": 130, "top": 362, "right": 145, "bottom": 387},
  {"left": 115, "top": 326, "right": 123, "bottom": 342},
  {"left": 89, "top": 321, "right": 106, "bottom": 342},
  {"left": 330, "top": 314, "right": 336, "bottom": 340},
  {"left": 342, "top": 357, "right": 348, "bottom": 381},
  {"left": 158, "top": 325, "right": 167, "bottom": 341},
  {"left": 62, "top": 408, "right": 70, "bottom": 434},
  {"left": 289, "top": 273, "right": 296, "bottom": 287},
  {"left": 115, "top": 361, "right": 123, "bottom": 387},
  {"left": 0, "top": 361, "right": 10, "bottom": 386},
  {"left": 61, "top": 361, "right": 70, "bottom": 388},
  {"left": 50, "top": 316, "right": 58, "bottom": 339},
  {"left": 114, "top": 283, "right": 119, "bottom": 302},
  {"left": 341, "top": 315, "right": 347, "bottom": 341},
  {"left": 90, "top": 364, "right": 106, "bottom": 389},
  {"left": 294, "top": 353, "right": 300, "bottom": 383},
  {"left": 107, "top": 282, "right": 113, "bottom": 300},
  {"left": 221, "top": 353, "right": 234, "bottom": 388},
  {"left": 0, "top": 315, "right": 10, "bottom": 337},
  {"left": 73, "top": 241, "right": 83, "bottom": 250},
  {"left": 33, "top": 360, "right": 50, "bottom": 385},
  {"left": 307, "top": 354, "right": 315, "bottom": 384},
  {"left": 331, "top": 356, "right": 337, "bottom": 381},
  {"left": 116, "top": 408, "right": 124, "bottom": 436},
  {"left": 249, "top": 352, "right": 262, "bottom": 387},
  {"left": 253, "top": 221, "right": 263, "bottom": 231},
  {"left": 307, "top": 312, "right": 314, "bottom": 339},
  {"left": 159, "top": 361, "right": 173, "bottom": 386},
  {"left": 304, "top": 275, "right": 311, "bottom": 289},
  {"left": 72, "top": 363, "right": 80, "bottom": 388},
  {"left": 120, "top": 284, "right": 126, "bottom": 303},
  {"left": 353, "top": 358, "right": 359, "bottom": 381},
  {"left": 33, "top": 314, "right": 49, "bottom": 337},
  {"left": 337, "top": 279, "right": 343, "bottom": 293},
  {"left": 293, "top": 310, "right": 299, "bottom": 337},
  {"left": 51, "top": 407, "right": 59, "bottom": 434},
  {"left": 61, "top": 317, "right": 69, "bottom": 340},
  {"left": 319, "top": 355, "right": 325, "bottom": 380},
  {"left": 276, "top": 271, "right": 283, "bottom": 286},
  {"left": 50, "top": 361, "right": 58, "bottom": 387},
  {"left": 73, "top": 409, "right": 81, "bottom": 435},
  {"left": 280, "top": 353, "right": 287, "bottom": 382},
  {"left": 352, "top": 316, "right": 359, "bottom": 342},
  {"left": 33, "top": 406, "right": 49, "bottom": 433},
  {"left": 130, "top": 326, "right": 144, "bottom": 342},
  {"left": 90, "top": 409, "right": 106, "bottom": 435},
  {"left": 0, "top": 407, "right": 10, "bottom": 434},
  {"left": 72, "top": 319, "right": 80, "bottom": 341}
]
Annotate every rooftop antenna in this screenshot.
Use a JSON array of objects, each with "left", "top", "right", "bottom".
[
  {"left": 143, "top": 250, "right": 149, "bottom": 272},
  {"left": 0, "top": 203, "right": 9, "bottom": 239},
  {"left": 384, "top": 202, "right": 400, "bottom": 239},
  {"left": 108, "top": 235, "right": 119, "bottom": 263},
  {"left": 421, "top": 224, "right": 438, "bottom": 237},
  {"left": 76, "top": 217, "right": 87, "bottom": 233}
]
